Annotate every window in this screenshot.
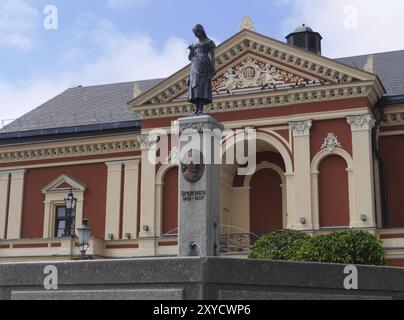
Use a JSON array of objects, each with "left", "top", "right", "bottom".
[
  {"left": 41, "top": 174, "right": 86, "bottom": 239},
  {"left": 54, "top": 206, "right": 76, "bottom": 237}
]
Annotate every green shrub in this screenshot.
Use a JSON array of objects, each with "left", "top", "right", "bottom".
[
  {"left": 249, "top": 229, "right": 386, "bottom": 266},
  {"left": 249, "top": 230, "right": 311, "bottom": 260},
  {"left": 295, "top": 230, "right": 387, "bottom": 266}
]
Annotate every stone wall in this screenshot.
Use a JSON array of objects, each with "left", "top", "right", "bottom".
[{"left": 0, "top": 257, "right": 403, "bottom": 300}]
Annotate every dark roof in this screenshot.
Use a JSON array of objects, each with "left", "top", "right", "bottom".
[
  {"left": 0, "top": 120, "right": 142, "bottom": 145},
  {"left": 2, "top": 79, "right": 163, "bottom": 133},
  {"left": 1, "top": 50, "right": 404, "bottom": 137},
  {"left": 294, "top": 24, "right": 314, "bottom": 33},
  {"left": 335, "top": 50, "right": 404, "bottom": 96}
]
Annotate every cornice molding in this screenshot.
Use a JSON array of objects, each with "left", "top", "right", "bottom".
[
  {"left": 0, "top": 138, "right": 139, "bottom": 164},
  {"left": 41, "top": 174, "right": 87, "bottom": 194},
  {"left": 384, "top": 111, "right": 404, "bottom": 126},
  {"left": 135, "top": 82, "right": 378, "bottom": 120}
]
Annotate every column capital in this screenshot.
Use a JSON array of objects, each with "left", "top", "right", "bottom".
[
  {"left": 346, "top": 114, "right": 375, "bottom": 132},
  {"left": 123, "top": 159, "right": 141, "bottom": 170},
  {"left": 9, "top": 169, "right": 26, "bottom": 180},
  {"left": 0, "top": 172, "right": 10, "bottom": 181},
  {"left": 105, "top": 161, "right": 123, "bottom": 172},
  {"left": 289, "top": 120, "right": 313, "bottom": 137},
  {"left": 137, "top": 134, "right": 159, "bottom": 150}
]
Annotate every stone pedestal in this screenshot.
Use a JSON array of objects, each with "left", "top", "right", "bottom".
[{"left": 176, "top": 115, "right": 224, "bottom": 257}]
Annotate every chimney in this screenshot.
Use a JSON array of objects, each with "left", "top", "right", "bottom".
[{"left": 285, "top": 24, "right": 322, "bottom": 55}]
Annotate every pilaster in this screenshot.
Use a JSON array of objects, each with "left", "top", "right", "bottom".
[
  {"left": 137, "top": 135, "right": 158, "bottom": 256},
  {"left": 0, "top": 172, "right": 10, "bottom": 239},
  {"left": 122, "top": 159, "right": 140, "bottom": 239},
  {"left": 7, "top": 170, "right": 26, "bottom": 240},
  {"left": 347, "top": 114, "right": 376, "bottom": 228},
  {"left": 289, "top": 120, "right": 313, "bottom": 230},
  {"left": 105, "top": 162, "right": 123, "bottom": 240}
]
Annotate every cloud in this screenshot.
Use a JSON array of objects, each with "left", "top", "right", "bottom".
[
  {"left": 78, "top": 32, "right": 188, "bottom": 84},
  {"left": 0, "top": 32, "right": 34, "bottom": 49},
  {"left": 0, "top": 77, "right": 70, "bottom": 128},
  {"left": 4, "top": 1, "right": 403, "bottom": 126},
  {"left": 278, "top": 0, "right": 404, "bottom": 57},
  {"left": 0, "top": 0, "right": 38, "bottom": 49},
  {"left": 0, "top": 17, "right": 189, "bottom": 125},
  {"left": 105, "top": 0, "right": 150, "bottom": 9}
]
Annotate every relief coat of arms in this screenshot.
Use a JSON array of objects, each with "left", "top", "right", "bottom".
[{"left": 213, "top": 57, "right": 307, "bottom": 93}]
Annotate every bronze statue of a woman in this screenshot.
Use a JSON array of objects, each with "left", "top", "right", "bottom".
[{"left": 188, "top": 24, "right": 216, "bottom": 115}]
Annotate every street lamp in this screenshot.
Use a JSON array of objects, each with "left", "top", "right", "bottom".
[
  {"left": 63, "top": 188, "right": 77, "bottom": 236},
  {"left": 77, "top": 219, "right": 92, "bottom": 257}
]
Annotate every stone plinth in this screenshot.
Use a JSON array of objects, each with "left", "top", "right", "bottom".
[
  {"left": 175, "top": 115, "right": 224, "bottom": 257},
  {"left": 1, "top": 258, "right": 404, "bottom": 300}
]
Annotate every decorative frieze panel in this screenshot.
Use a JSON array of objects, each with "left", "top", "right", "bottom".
[
  {"left": 0, "top": 139, "right": 139, "bottom": 164},
  {"left": 346, "top": 114, "right": 375, "bottom": 131},
  {"left": 212, "top": 57, "right": 308, "bottom": 93},
  {"left": 384, "top": 112, "right": 404, "bottom": 125},
  {"left": 321, "top": 133, "right": 342, "bottom": 151}
]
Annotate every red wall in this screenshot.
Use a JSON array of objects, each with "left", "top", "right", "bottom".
[
  {"left": 162, "top": 167, "right": 179, "bottom": 235},
  {"left": 250, "top": 168, "right": 283, "bottom": 237},
  {"left": 21, "top": 163, "right": 108, "bottom": 239},
  {"left": 311, "top": 119, "right": 352, "bottom": 159},
  {"left": 388, "top": 259, "right": 404, "bottom": 268},
  {"left": 234, "top": 152, "right": 285, "bottom": 187},
  {"left": 318, "top": 155, "right": 350, "bottom": 228},
  {"left": 379, "top": 135, "right": 404, "bottom": 227}
]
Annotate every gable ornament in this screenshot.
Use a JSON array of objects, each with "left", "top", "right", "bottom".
[{"left": 239, "top": 16, "right": 255, "bottom": 32}]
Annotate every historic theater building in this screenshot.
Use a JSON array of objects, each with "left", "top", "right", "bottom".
[{"left": 0, "top": 20, "right": 403, "bottom": 265}]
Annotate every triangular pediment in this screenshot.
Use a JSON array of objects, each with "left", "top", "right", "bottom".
[
  {"left": 129, "top": 30, "right": 384, "bottom": 107},
  {"left": 176, "top": 54, "right": 320, "bottom": 100},
  {"left": 41, "top": 174, "right": 87, "bottom": 194}
]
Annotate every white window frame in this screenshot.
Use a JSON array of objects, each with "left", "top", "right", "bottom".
[{"left": 41, "top": 174, "right": 86, "bottom": 239}]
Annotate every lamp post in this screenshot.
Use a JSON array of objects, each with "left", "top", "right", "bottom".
[
  {"left": 63, "top": 188, "right": 77, "bottom": 237},
  {"left": 77, "top": 219, "right": 92, "bottom": 257}
]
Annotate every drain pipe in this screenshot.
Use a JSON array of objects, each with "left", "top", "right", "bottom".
[{"left": 372, "top": 98, "right": 389, "bottom": 228}]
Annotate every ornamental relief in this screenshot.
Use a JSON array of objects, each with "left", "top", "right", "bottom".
[
  {"left": 346, "top": 114, "right": 375, "bottom": 131},
  {"left": 137, "top": 134, "right": 160, "bottom": 150},
  {"left": 213, "top": 57, "right": 309, "bottom": 93},
  {"left": 289, "top": 120, "right": 313, "bottom": 137},
  {"left": 321, "top": 133, "right": 342, "bottom": 151}
]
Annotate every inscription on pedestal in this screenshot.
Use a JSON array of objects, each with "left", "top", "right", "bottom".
[{"left": 181, "top": 190, "right": 206, "bottom": 202}]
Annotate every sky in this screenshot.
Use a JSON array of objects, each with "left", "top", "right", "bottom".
[{"left": 0, "top": 0, "right": 404, "bottom": 125}]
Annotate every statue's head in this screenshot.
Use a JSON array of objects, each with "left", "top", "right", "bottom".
[{"left": 193, "top": 24, "right": 207, "bottom": 39}]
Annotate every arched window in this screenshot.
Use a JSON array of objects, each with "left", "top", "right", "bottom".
[
  {"left": 318, "top": 155, "right": 350, "bottom": 228},
  {"left": 248, "top": 166, "right": 284, "bottom": 237},
  {"left": 162, "top": 167, "right": 178, "bottom": 236}
]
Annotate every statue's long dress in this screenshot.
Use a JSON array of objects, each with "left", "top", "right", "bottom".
[{"left": 188, "top": 39, "right": 216, "bottom": 104}]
